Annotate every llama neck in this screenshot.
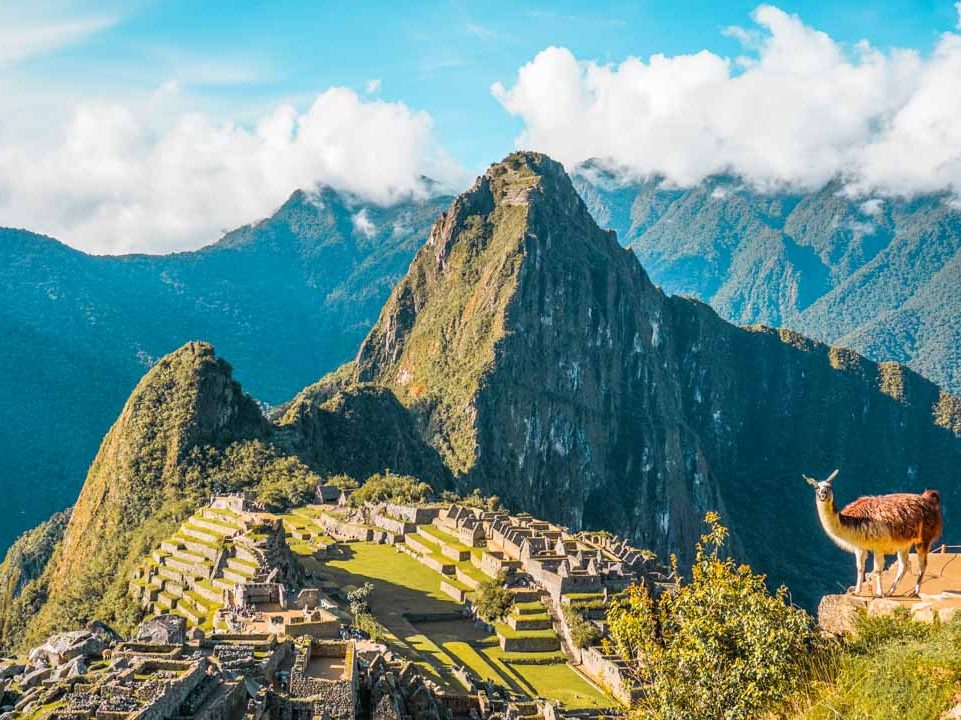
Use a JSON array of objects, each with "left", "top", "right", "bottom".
[{"left": 816, "top": 496, "right": 858, "bottom": 552}]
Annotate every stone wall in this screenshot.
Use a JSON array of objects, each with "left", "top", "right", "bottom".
[
  {"left": 195, "top": 680, "right": 247, "bottom": 720},
  {"left": 371, "top": 513, "right": 415, "bottom": 536},
  {"left": 578, "top": 646, "right": 641, "bottom": 705},
  {"left": 385, "top": 504, "right": 441, "bottom": 524},
  {"left": 440, "top": 581, "right": 467, "bottom": 603},
  {"left": 129, "top": 658, "right": 209, "bottom": 720}
]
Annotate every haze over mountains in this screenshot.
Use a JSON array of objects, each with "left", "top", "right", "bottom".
[{"left": 3, "top": 154, "right": 960, "bottom": 649}]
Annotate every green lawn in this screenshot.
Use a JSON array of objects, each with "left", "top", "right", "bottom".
[{"left": 305, "top": 541, "right": 615, "bottom": 709}]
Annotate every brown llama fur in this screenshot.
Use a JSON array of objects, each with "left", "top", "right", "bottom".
[{"left": 805, "top": 470, "right": 943, "bottom": 597}]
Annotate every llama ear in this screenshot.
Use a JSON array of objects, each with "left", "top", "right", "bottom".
[
  {"left": 803, "top": 475, "right": 817, "bottom": 487},
  {"left": 826, "top": 469, "right": 839, "bottom": 484}
]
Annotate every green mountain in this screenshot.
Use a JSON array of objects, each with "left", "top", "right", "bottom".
[
  {"left": 0, "top": 188, "right": 450, "bottom": 552},
  {"left": 571, "top": 162, "right": 961, "bottom": 393},
  {"left": 0, "top": 341, "right": 447, "bottom": 651},
  {"left": 3, "top": 153, "right": 960, "bottom": 649},
  {"left": 354, "top": 152, "right": 961, "bottom": 608}
]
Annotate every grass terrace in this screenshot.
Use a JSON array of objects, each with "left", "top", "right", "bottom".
[{"left": 304, "top": 541, "right": 612, "bottom": 709}]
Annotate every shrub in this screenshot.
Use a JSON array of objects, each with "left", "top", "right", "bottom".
[
  {"left": 475, "top": 572, "right": 514, "bottom": 622},
  {"left": 607, "top": 512, "right": 815, "bottom": 720},
  {"left": 349, "top": 471, "right": 432, "bottom": 507},
  {"left": 353, "top": 611, "right": 389, "bottom": 643},
  {"left": 440, "top": 488, "right": 502, "bottom": 511},
  {"left": 563, "top": 605, "right": 601, "bottom": 649},
  {"left": 325, "top": 474, "right": 359, "bottom": 491}
]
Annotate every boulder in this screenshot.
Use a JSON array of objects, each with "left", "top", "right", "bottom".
[
  {"left": 817, "top": 593, "right": 870, "bottom": 636},
  {"left": 0, "top": 665, "right": 23, "bottom": 680},
  {"left": 86, "top": 620, "right": 123, "bottom": 646},
  {"left": 50, "top": 656, "right": 86, "bottom": 681},
  {"left": 26, "top": 648, "right": 48, "bottom": 668},
  {"left": 38, "top": 630, "right": 104, "bottom": 667},
  {"left": 134, "top": 614, "right": 186, "bottom": 645},
  {"left": 18, "top": 667, "right": 51, "bottom": 690}
]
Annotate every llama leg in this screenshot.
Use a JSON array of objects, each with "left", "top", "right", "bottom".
[
  {"left": 852, "top": 549, "right": 866, "bottom": 594},
  {"left": 873, "top": 552, "right": 884, "bottom": 596},
  {"left": 913, "top": 546, "right": 929, "bottom": 596},
  {"left": 888, "top": 549, "right": 908, "bottom": 595}
]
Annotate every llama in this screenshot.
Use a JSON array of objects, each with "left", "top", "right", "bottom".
[{"left": 804, "top": 469, "right": 942, "bottom": 596}]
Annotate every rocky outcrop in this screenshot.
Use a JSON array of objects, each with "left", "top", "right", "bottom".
[
  {"left": 2, "top": 342, "right": 270, "bottom": 650},
  {"left": 353, "top": 152, "right": 961, "bottom": 608},
  {"left": 279, "top": 383, "right": 451, "bottom": 489}
]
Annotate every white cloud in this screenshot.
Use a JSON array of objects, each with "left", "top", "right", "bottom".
[
  {"left": 493, "top": 4, "right": 961, "bottom": 198},
  {"left": 0, "top": 88, "right": 463, "bottom": 254},
  {"left": 365, "top": 78, "right": 382, "bottom": 94},
  {"left": 352, "top": 208, "right": 376, "bottom": 238}
]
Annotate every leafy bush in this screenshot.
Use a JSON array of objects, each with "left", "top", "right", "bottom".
[
  {"left": 440, "top": 488, "right": 502, "bottom": 511},
  {"left": 349, "top": 471, "right": 432, "bottom": 507},
  {"left": 324, "top": 474, "right": 359, "bottom": 490},
  {"left": 474, "top": 572, "right": 514, "bottom": 622},
  {"left": 607, "top": 512, "right": 815, "bottom": 720},
  {"left": 563, "top": 605, "right": 601, "bottom": 649},
  {"left": 353, "top": 611, "right": 389, "bottom": 643}
]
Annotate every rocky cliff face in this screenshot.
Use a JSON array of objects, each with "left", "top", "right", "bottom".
[
  {"left": 0, "top": 508, "right": 71, "bottom": 649},
  {"left": 355, "top": 152, "right": 961, "bottom": 607},
  {"left": 278, "top": 381, "right": 451, "bottom": 486}
]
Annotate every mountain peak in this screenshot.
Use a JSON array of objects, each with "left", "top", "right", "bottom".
[
  {"left": 22, "top": 341, "right": 269, "bottom": 643},
  {"left": 352, "top": 151, "right": 961, "bottom": 610}
]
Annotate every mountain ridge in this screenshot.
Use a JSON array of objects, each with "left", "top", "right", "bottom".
[
  {"left": 0, "top": 187, "right": 451, "bottom": 551},
  {"left": 2, "top": 152, "right": 961, "bottom": 649},
  {"left": 571, "top": 164, "right": 961, "bottom": 393},
  {"left": 352, "top": 152, "right": 961, "bottom": 607}
]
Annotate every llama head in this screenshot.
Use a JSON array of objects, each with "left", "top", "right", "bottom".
[{"left": 803, "top": 468, "right": 839, "bottom": 503}]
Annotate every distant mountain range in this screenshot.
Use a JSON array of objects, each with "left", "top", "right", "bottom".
[
  {"left": 3, "top": 153, "right": 959, "bottom": 650},
  {"left": 0, "top": 189, "right": 449, "bottom": 551},
  {"left": 3, "top": 155, "right": 961, "bottom": 560},
  {"left": 572, "top": 161, "right": 961, "bottom": 394}
]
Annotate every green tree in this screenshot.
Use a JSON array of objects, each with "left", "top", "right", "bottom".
[
  {"left": 474, "top": 572, "right": 514, "bottom": 622},
  {"left": 349, "top": 471, "right": 432, "bottom": 507},
  {"left": 325, "top": 474, "right": 359, "bottom": 491},
  {"left": 607, "top": 512, "right": 815, "bottom": 720},
  {"left": 563, "top": 605, "right": 602, "bottom": 649},
  {"left": 347, "top": 581, "right": 374, "bottom": 617}
]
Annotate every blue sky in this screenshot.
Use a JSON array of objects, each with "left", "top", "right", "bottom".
[
  {"left": 16, "top": 0, "right": 956, "bottom": 168},
  {"left": 1, "top": 1, "right": 960, "bottom": 252}
]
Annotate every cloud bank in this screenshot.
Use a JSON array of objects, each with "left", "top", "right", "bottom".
[
  {"left": 492, "top": 4, "right": 961, "bottom": 197},
  {"left": 0, "top": 88, "right": 462, "bottom": 254}
]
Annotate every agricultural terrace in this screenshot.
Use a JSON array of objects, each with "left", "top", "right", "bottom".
[{"left": 299, "top": 542, "right": 611, "bottom": 709}]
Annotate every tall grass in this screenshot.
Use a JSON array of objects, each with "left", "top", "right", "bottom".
[{"left": 782, "top": 611, "right": 961, "bottom": 720}]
